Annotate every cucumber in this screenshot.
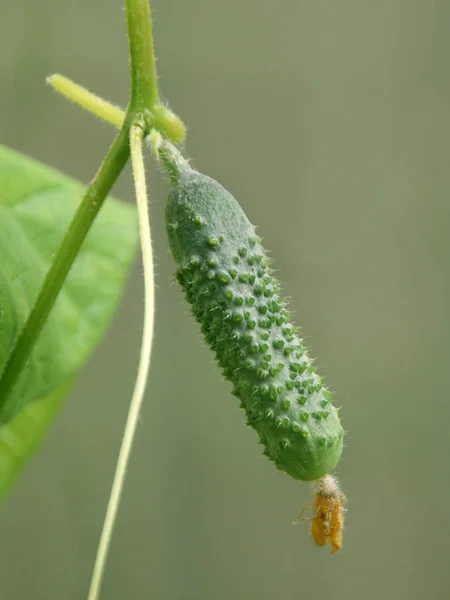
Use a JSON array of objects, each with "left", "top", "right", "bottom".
[{"left": 156, "top": 137, "right": 344, "bottom": 481}]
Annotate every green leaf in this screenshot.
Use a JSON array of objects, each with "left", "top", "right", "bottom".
[
  {"left": 0, "top": 144, "right": 138, "bottom": 423},
  {"left": 0, "top": 379, "right": 72, "bottom": 501}
]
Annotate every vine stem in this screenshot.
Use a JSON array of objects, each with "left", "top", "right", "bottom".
[
  {"left": 126, "top": 0, "right": 160, "bottom": 112},
  {"left": 0, "top": 0, "right": 162, "bottom": 418},
  {"left": 87, "top": 124, "right": 154, "bottom": 600}
]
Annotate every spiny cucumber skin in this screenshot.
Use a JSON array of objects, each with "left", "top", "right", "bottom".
[{"left": 166, "top": 170, "right": 344, "bottom": 481}]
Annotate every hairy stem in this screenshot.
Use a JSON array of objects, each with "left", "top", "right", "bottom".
[
  {"left": 87, "top": 124, "right": 155, "bottom": 600},
  {"left": 126, "top": 0, "right": 160, "bottom": 112},
  {"left": 0, "top": 119, "right": 132, "bottom": 409},
  {"left": 47, "top": 74, "right": 126, "bottom": 128}
]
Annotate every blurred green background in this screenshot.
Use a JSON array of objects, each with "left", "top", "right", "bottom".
[{"left": 1, "top": 0, "right": 450, "bottom": 598}]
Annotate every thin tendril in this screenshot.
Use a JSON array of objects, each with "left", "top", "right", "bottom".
[{"left": 87, "top": 124, "right": 155, "bottom": 600}]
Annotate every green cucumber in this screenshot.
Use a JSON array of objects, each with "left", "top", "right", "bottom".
[{"left": 157, "top": 138, "right": 344, "bottom": 481}]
